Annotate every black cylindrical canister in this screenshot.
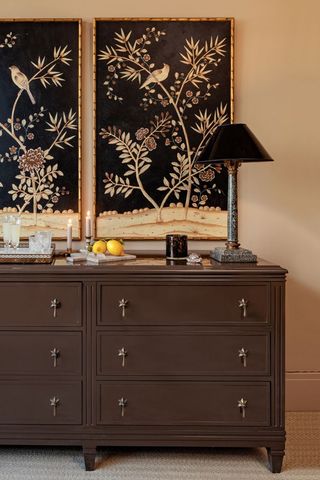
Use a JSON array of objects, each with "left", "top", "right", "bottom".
[{"left": 166, "top": 234, "right": 188, "bottom": 260}]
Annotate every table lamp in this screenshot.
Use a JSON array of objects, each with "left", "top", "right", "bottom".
[{"left": 196, "top": 123, "right": 273, "bottom": 262}]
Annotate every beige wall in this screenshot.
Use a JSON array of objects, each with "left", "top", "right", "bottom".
[{"left": 2, "top": 0, "right": 320, "bottom": 410}]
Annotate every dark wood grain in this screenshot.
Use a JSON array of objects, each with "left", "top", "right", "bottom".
[
  {"left": 97, "top": 331, "right": 270, "bottom": 376},
  {"left": 0, "top": 282, "right": 82, "bottom": 326},
  {"left": 98, "top": 284, "right": 270, "bottom": 325},
  {"left": 97, "top": 381, "right": 270, "bottom": 426},
  {"left": 0, "top": 332, "right": 82, "bottom": 375},
  {"left": 0, "top": 381, "right": 82, "bottom": 424}
]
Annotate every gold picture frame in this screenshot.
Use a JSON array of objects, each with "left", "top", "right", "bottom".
[
  {"left": 94, "top": 17, "right": 234, "bottom": 240},
  {"left": 0, "top": 18, "right": 82, "bottom": 239}
]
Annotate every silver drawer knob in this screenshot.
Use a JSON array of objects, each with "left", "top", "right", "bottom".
[
  {"left": 49, "top": 396, "right": 60, "bottom": 417},
  {"left": 50, "top": 347, "right": 60, "bottom": 368},
  {"left": 50, "top": 298, "right": 61, "bottom": 318},
  {"left": 238, "top": 298, "right": 248, "bottom": 318},
  {"left": 238, "top": 347, "right": 248, "bottom": 367},
  {"left": 238, "top": 398, "right": 248, "bottom": 418},
  {"left": 118, "top": 347, "right": 128, "bottom": 367},
  {"left": 118, "top": 298, "right": 128, "bottom": 318},
  {"left": 118, "top": 397, "right": 127, "bottom": 417}
]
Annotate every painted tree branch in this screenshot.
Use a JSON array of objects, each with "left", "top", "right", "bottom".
[
  {"left": 159, "top": 164, "right": 211, "bottom": 210},
  {"left": 0, "top": 121, "right": 25, "bottom": 150},
  {"left": 99, "top": 28, "right": 230, "bottom": 220}
]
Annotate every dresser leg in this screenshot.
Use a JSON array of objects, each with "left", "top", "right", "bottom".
[
  {"left": 83, "top": 446, "right": 97, "bottom": 471},
  {"left": 267, "top": 448, "right": 284, "bottom": 473}
]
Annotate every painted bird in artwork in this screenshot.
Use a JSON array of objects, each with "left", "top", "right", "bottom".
[
  {"left": 140, "top": 63, "right": 170, "bottom": 89},
  {"left": 9, "top": 65, "right": 36, "bottom": 104}
]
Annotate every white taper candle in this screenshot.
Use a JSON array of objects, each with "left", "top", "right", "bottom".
[
  {"left": 85, "top": 210, "right": 92, "bottom": 238},
  {"left": 67, "top": 218, "right": 72, "bottom": 251}
]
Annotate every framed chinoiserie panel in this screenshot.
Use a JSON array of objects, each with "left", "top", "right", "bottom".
[
  {"left": 0, "top": 19, "right": 81, "bottom": 239},
  {"left": 94, "top": 18, "right": 233, "bottom": 239}
]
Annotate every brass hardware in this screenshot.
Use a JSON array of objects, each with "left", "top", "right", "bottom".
[
  {"left": 50, "top": 298, "right": 60, "bottom": 318},
  {"left": 118, "top": 347, "right": 128, "bottom": 367},
  {"left": 49, "top": 396, "right": 60, "bottom": 417},
  {"left": 238, "top": 398, "right": 248, "bottom": 418},
  {"left": 238, "top": 347, "right": 248, "bottom": 367},
  {"left": 50, "top": 347, "right": 60, "bottom": 368},
  {"left": 118, "top": 298, "right": 128, "bottom": 318},
  {"left": 118, "top": 397, "right": 127, "bottom": 417},
  {"left": 238, "top": 298, "right": 248, "bottom": 318}
]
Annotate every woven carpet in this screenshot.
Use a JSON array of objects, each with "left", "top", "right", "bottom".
[{"left": 0, "top": 413, "right": 319, "bottom": 479}]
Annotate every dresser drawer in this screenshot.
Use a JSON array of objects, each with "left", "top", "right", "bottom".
[
  {"left": 0, "top": 332, "right": 82, "bottom": 375},
  {"left": 97, "top": 381, "right": 270, "bottom": 426},
  {"left": 98, "top": 284, "right": 269, "bottom": 325},
  {"left": 0, "top": 381, "right": 82, "bottom": 424},
  {"left": 97, "top": 332, "right": 270, "bottom": 376},
  {"left": 0, "top": 283, "right": 82, "bottom": 326}
]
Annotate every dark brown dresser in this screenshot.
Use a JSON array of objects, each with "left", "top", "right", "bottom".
[{"left": 0, "top": 256, "right": 287, "bottom": 472}]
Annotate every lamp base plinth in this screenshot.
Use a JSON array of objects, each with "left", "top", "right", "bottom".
[{"left": 210, "top": 247, "right": 257, "bottom": 263}]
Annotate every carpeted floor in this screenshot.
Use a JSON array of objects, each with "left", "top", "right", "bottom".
[{"left": 0, "top": 413, "right": 319, "bottom": 479}]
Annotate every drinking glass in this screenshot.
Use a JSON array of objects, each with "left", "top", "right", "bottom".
[
  {"left": 28, "top": 235, "right": 38, "bottom": 252},
  {"left": 11, "top": 218, "right": 21, "bottom": 249},
  {"left": 2, "top": 215, "right": 12, "bottom": 250},
  {"left": 28, "top": 232, "right": 52, "bottom": 253},
  {"left": 35, "top": 231, "right": 52, "bottom": 253}
]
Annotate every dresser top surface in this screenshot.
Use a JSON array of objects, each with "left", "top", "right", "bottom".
[{"left": 0, "top": 252, "right": 287, "bottom": 276}]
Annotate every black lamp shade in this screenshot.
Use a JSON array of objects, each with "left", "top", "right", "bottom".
[{"left": 196, "top": 123, "right": 273, "bottom": 164}]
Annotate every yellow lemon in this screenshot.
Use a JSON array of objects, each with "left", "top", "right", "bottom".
[
  {"left": 92, "top": 240, "right": 107, "bottom": 255},
  {"left": 106, "top": 239, "right": 124, "bottom": 256}
]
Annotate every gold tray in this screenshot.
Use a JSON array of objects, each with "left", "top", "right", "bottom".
[{"left": 0, "top": 242, "right": 55, "bottom": 264}]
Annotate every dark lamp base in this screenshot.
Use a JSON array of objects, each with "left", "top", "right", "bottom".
[{"left": 210, "top": 247, "right": 257, "bottom": 263}]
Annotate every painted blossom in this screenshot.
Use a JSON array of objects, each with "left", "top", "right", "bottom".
[
  {"left": 18, "top": 147, "right": 45, "bottom": 173},
  {"left": 145, "top": 136, "right": 157, "bottom": 151},
  {"left": 199, "top": 168, "right": 215, "bottom": 182},
  {"left": 9, "top": 146, "right": 17, "bottom": 155},
  {"left": 135, "top": 127, "right": 149, "bottom": 140}
]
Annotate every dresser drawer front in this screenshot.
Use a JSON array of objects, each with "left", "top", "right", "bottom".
[
  {"left": 0, "top": 332, "right": 82, "bottom": 375},
  {"left": 98, "top": 381, "right": 270, "bottom": 426},
  {"left": 98, "top": 284, "right": 269, "bottom": 325},
  {"left": 97, "top": 332, "right": 270, "bottom": 376},
  {"left": 0, "top": 381, "right": 82, "bottom": 424},
  {"left": 0, "top": 283, "right": 82, "bottom": 326}
]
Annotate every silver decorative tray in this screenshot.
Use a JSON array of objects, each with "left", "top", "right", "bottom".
[{"left": 0, "top": 242, "right": 55, "bottom": 264}]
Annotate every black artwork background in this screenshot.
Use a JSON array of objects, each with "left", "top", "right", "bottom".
[
  {"left": 0, "top": 21, "right": 79, "bottom": 212},
  {"left": 95, "top": 20, "right": 232, "bottom": 215}
]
